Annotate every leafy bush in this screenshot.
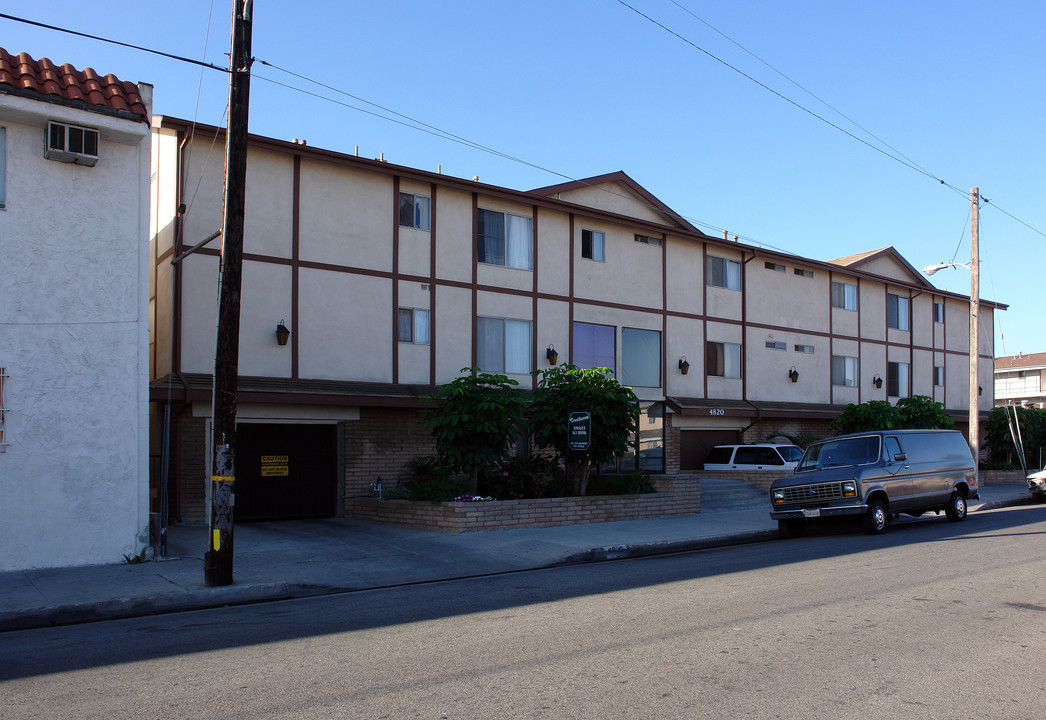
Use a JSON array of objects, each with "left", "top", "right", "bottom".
[
  {"left": 831, "top": 396, "right": 954, "bottom": 435},
  {"left": 984, "top": 405, "right": 1046, "bottom": 469},
  {"left": 478, "top": 454, "right": 566, "bottom": 499}
]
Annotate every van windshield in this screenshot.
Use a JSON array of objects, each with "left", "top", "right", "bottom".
[{"left": 798, "top": 436, "right": 881, "bottom": 471}]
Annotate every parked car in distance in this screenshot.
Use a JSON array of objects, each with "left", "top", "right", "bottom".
[
  {"left": 1027, "top": 466, "right": 1046, "bottom": 499},
  {"left": 703, "top": 443, "right": 803, "bottom": 471},
  {"left": 769, "top": 429, "right": 978, "bottom": 536}
]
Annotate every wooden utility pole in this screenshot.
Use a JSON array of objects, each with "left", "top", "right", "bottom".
[
  {"left": 969, "top": 187, "right": 980, "bottom": 490},
  {"left": 205, "top": 0, "right": 253, "bottom": 587}
]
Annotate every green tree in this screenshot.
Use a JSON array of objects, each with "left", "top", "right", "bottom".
[
  {"left": 528, "top": 365, "right": 639, "bottom": 496},
  {"left": 831, "top": 400, "right": 897, "bottom": 435},
  {"left": 895, "top": 396, "right": 955, "bottom": 429},
  {"left": 984, "top": 405, "right": 1046, "bottom": 469},
  {"left": 422, "top": 368, "right": 526, "bottom": 492}
]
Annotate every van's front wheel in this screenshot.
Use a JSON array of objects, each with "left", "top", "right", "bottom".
[
  {"left": 945, "top": 491, "right": 968, "bottom": 522},
  {"left": 864, "top": 499, "right": 888, "bottom": 534}
]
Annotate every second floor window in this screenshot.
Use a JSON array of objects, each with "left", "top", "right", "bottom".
[
  {"left": 831, "top": 281, "right": 857, "bottom": 311},
  {"left": 397, "top": 308, "right": 429, "bottom": 344},
  {"left": 478, "top": 209, "right": 532, "bottom": 270},
  {"left": 477, "top": 317, "right": 531, "bottom": 374},
  {"left": 707, "top": 256, "right": 741, "bottom": 290},
  {"left": 398, "top": 192, "right": 430, "bottom": 230},
  {"left": 934, "top": 302, "right": 945, "bottom": 323},
  {"left": 887, "top": 293, "right": 910, "bottom": 331},
  {"left": 832, "top": 355, "right": 857, "bottom": 387},
  {"left": 706, "top": 341, "right": 742, "bottom": 378},
  {"left": 573, "top": 322, "right": 615, "bottom": 372},
  {"left": 888, "top": 361, "right": 910, "bottom": 397},
  {"left": 622, "top": 328, "right": 661, "bottom": 387},
  {"left": 582, "top": 229, "right": 605, "bottom": 261}
]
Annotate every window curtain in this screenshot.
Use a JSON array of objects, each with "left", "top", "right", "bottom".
[
  {"left": 726, "top": 260, "right": 741, "bottom": 290},
  {"left": 477, "top": 317, "right": 504, "bottom": 372},
  {"left": 414, "top": 196, "right": 431, "bottom": 231},
  {"left": 504, "top": 319, "right": 531, "bottom": 374},
  {"left": 397, "top": 308, "right": 413, "bottom": 342},
  {"left": 724, "top": 343, "right": 742, "bottom": 378},
  {"left": 413, "top": 309, "right": 430, "bottom": 344},
  {"left": 506, "top": 214, "right": 532, "bottom": 270},
  {"left": 477, "top": 210, "right": 505, "bottom": 266}
]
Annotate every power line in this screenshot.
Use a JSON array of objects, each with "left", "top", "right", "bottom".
[{"left": 0, "top": 12, "right": 228, "bottom": 72}]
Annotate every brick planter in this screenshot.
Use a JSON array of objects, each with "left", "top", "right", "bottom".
[{"left": 349, "top": 475, "right": 701, "bottom": 533}]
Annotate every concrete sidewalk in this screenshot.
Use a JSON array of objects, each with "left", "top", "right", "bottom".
[{"left": 0, "top": 484, "right": 1032, "bottom": 632}]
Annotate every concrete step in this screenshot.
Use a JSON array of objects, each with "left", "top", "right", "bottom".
[{"left": 700, "top": 477, "right": 769, "bottom": 512}]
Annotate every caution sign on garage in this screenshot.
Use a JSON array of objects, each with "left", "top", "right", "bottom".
[{"left": 260, "top": 455, "right": 289, "bottom": 477}]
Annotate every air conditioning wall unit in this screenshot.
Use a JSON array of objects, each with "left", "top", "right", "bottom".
[{"left": 45, "top": 121, "right": 99, "bottom": 167}]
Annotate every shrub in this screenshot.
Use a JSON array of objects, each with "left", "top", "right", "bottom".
[{"left": 585, "top": 472, "right": 654, "bottom": 496}]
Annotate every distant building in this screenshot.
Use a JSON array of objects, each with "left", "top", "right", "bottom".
[
  {"left": 994, "top": 352, "right": 1046, "bottom": 409},
  {"left": 0, "top": 49, "right": 152, "bottom": 570},
  {"left": 149, "top": 116, "right": 1003, "bottom": 524}
]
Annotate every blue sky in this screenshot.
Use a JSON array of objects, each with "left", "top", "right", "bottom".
[{"left": 4, "top": 1, "right": 1042, "bottom": 356}]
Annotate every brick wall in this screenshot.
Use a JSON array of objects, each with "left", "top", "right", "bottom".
[
  {"left": 342, "top": 407, "right": 436, "bottom": 513},
  {"left": 742, "top": 418, "right": 834, "bottom": 445},
  {"left": 176, "top": 412, "right": 207, "bottom": 525},
  {"left": 351, "top": 475, "right": 701, "bottom": 532}
]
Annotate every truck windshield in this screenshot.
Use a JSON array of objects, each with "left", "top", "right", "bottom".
[{"left": 798, "top": 436, "right": 881, "bottom": 470}]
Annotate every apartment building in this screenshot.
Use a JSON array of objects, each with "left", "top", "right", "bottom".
[
  {"left": 994, "top": 352, "right": 1046, "bottom": 409},
  {"left": 150, "top": 116, "right": 1001, "bottom": 523}
]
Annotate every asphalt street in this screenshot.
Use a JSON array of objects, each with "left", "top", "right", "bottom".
[{"left": 2, "top": 502, "right": 1044, "bottom": 719}]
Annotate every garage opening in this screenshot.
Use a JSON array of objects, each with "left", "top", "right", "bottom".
[
  {"left": 679, "top": 429, "right": 742, "bottom": 471},
  {"left": 235, "top": 423, "right": 338, "bottom": 520}
]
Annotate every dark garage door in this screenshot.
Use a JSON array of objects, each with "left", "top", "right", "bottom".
[
  {"left": 679, "top": 429, "right": 742, "bottom": 471},
  {"left": 235, "top": 423, "right": 338, "bottom": 520}
]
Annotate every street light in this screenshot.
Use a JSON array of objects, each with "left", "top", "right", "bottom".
[{"left": 923, "top": 188, "right": 980, "bottom": 492}]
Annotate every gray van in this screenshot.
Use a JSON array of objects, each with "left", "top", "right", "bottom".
[{"left": 769, "top": 429, "right": 978, "bottom": 536}]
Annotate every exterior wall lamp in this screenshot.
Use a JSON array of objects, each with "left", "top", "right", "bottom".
[
  {"left": 546, "top": 344, "right": 558, "bottom": 365},
  {"left": 788, "top": 366, "right": 799, "bottom": 383},
  {"left": 678, "top": 356, "right": 690, "bottom": 375},
  {"left": 873, "top": 374, "right": 883, "bottom": 389},
  {"left": 276, "top": 320, "right": 291, "bottom": 346}
]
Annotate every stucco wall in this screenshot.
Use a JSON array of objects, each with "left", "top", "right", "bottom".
[{"left": 0, "top": 101, "right": 150, "bottom": 570}]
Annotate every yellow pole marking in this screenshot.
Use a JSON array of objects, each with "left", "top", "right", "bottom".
[
  {"left": 211, "top": 476, "right": 235, "bottom": 482},
  {"left": 212, "top": 529, "right": 221, "bottom": 551}
]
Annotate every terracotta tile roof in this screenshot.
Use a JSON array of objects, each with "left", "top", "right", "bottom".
[{"left": 0, "top": 47, "right": 148, "bottom": 122}]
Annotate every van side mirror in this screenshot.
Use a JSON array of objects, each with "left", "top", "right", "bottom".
[{"left": 893, "top": 453, "right": 907, "bottom": 462}]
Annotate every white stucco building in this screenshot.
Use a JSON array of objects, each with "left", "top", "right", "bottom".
[{"left": 0, "top": 49, "right": 152, "bottom": 570}]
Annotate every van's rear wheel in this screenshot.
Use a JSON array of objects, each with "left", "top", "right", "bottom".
[
  {"left": 945, "top": 491, "right": 967, "bottom": 522},
  {"left": 864, "top": 499, "right": 888, "bottom": 534}
]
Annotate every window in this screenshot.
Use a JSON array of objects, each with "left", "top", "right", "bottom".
[
  {"left": 934, "top": 366, "right": 945, "bottom": 386},
  {"left": 398, "top": 192, "right": 430, "bottom": 231},
  {"left": 602, "top": 402, "right": 665, "bottom": 474},
  {"left": 45, "top": 121, "right": 99, "bottom": 166},
  {"left": 794, "top": 344, "right": 815, "bottom": 354},
  {"left": 706, "top": 341, "right": 742, "bottom": 378},
  {"left": 888, "top": 361, "right": 910, "bottom": 397},
  {"left": 887, "top": 293, "right": 910, "bottom": 331},
  {"left": 573, "top": 322, "right": 615, "bottom": 372},
  {"left": 766, "top": 341, "right": 786, "bottom": 351},
  {"left": 831, "top": 281, "right": 857, "bottom": 311},
  {"left": 933, "top": 302, "right": 944, "bottom": 323},
  {"left": 634, "top": 233, "right": 662, "bottom": 246},
  {"left": 582, "top": 229, "right": 605, "bottom": 261},
  {"left": 622, "top": 328, "right": 661, "bottom": 387},
  {"left": 765, "top": 261, "right": 785, "bottom": 273},
  {"left": 707, "top": 256, "right": 741, "bottom": 290},
  {"left": 0, "top": 127, "right": 5, "bottom": 209},
  {"left": 477, "top": 317, "right": 531, "bottom": 374},
  {"left": 794, "top": 268, "right": 814, "bottom": 279},
  {"left": 477, "top": 209, "right": 532, "bottom": 270},
  {"left": 397, "top": 308, "right": 429, "bottom": 344},
  {"left": 832, "top": 356, "right": 858, "bottom": 387}
]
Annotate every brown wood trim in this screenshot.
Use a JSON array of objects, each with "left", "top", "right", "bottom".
[
  {"left": 429, "top": 182, "right": 438, "bottom": 386},
  {"left": 471, "top": 192, "right": 478, "bottom": 372},
  {"left": 532, "top": 206, "right": 539, "bottom": 389},
  {"left": 392, "top": 177, "right": 401, "bottom": 385},
  {"left": 291, "top": 154, "right": 301, "bottom": 380},
  {"left": 568, "top": 213, "right": 575, "bottom": 365}
]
